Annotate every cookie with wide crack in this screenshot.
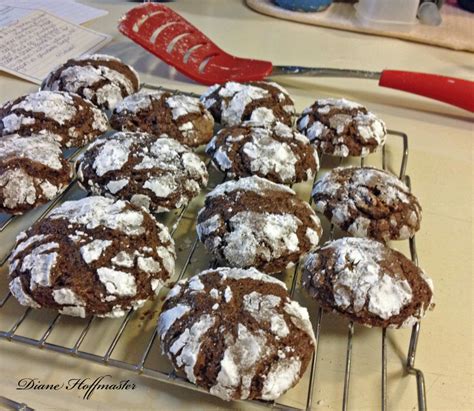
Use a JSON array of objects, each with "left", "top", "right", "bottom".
[
  {"left": 41, "top": 54, "right": 140, "bottom": 111},
  {"left": 200, "top": 81, "right": 295, "bottom": 127},
  {"left": 0, "top": 133, "right": 72, "bottom": 215},
  {"left": 76, "top": 132, "right": 208, "bottom": 213},
  {"left": 196, "top": 176, "right": 322, "bottom": 273},
  {"left": 206, "top": 121, "right": 319, "bottom": 184},
  {"left": 297, "top": 98, "right": 386, "bottom": 157},
  {"left": 0, "top": 91, "right": 108, "bottom": 148},
  {"left": 312, "top": 166, "right": 421, "bottom": 241},
  {"left": 302, "top": 237, "right": 434, "bottom": 328},
  {"left": 8, "top": 196, "right": 176, "bottom": 318},
  {"left": 158, "top": 267, "right": 315, "bottom": 401},
  {"left": 110, "top": 90, "right": 215, "bottom": 147}
]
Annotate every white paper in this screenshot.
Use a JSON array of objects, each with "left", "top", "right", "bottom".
[
  {"left": 0, "top": 0, "right": 108, "bottom": 25},
  {"left": 0, "top": 9, "right": 111, "bottom": 84}
]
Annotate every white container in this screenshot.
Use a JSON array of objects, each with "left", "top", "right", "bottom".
[{"left": 355, "top": 0, "right": 419, "bottom": 31}]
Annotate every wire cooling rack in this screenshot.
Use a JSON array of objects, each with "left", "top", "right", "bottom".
[{"left": 0, "top": 85, "right": 427, "bottom": 411}]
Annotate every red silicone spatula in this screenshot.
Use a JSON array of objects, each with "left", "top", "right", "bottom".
[{"left": 118, "top": 3, "right": 474, "bottom": 112}]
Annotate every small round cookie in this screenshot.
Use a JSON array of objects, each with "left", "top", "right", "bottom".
[
  {"left": 8, "top": 196, "right": 176, "bottom": 318},
  {"left": 297, "top": 98, "right": 386, "bottom": 157},
  {"left": 158, "top": 266, "right": 315, "bottom": 401},
  {"left": 200, "top": 81, "right": 296, "bottom": 127},
  {"left": 0, "top": 91, "right": 108, "bottom": 148},
  {"left": 302, "top": 237, "right": 434, "bottom": 328},
  {"left": 76, "top": 132, "right": 208, "bottom": 213},
  {"left": 196, "top": 176, "right": 322, "bottom": 273},
  {"left": 110, "top": 90, "right": 214, "bottom": 147},
  {"left": 0, "top": 133, "right": 72, "bottom": 215},
  {"left": 41, "top": 54, "right": 140, "bottom": 110},
  {"left": 206, "top": 121, "right": 319, "bottom": 184},
  {"left": 312, "top": 166, "right": 421, "bottom": 241}
]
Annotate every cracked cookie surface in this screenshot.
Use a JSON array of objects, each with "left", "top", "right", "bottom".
[
  {"left": 303, "top": 237, "right": 434, "bottom": 328},
  {"left": 158, "top": 267, "right": 315, "bottom": 401},
  {"left": 111, "top": 90, "right": 214, "bottom": 147},
  {"left": 41, "top": 54, "right": 140, "bottom": 111},
  {"left": 0, "top": 133, "right": 72, "bottom": 214},
  {"left": 77, "top": 132, "right": 208, "bottom": 213},
  {"left": 200, "top": 81, "right": 295, "bottom": 127},
  {"left": 0, "top": 91, "right": 108, "bottom": 148},
  {"left": 197, "top": 176, "right": 322, "bottom": 273},
  {"left": 297, "top": 98, "right": 386, "bottom": 157},
  {"left": 206, "top": 121, "right": 319, "bottom": 184},
  {"left": 312, "top": 166, "right": 421, "bottom": 241},
  {"left": 8, "top": 196, "right": 175, "bottom": 317}
]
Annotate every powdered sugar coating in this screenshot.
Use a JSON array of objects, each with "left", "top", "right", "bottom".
[
  {"left": 303, "top": 237, "right": 434, "bottom": 328},
  {"left": 10, "top": 91, "right": 76, "bottom": 124},
  {"left": 297, "top": 98, "right": 386, "bottom": 157},
  {"left": 158, "top": 267, "right": 315, "bottom": 401},
  {"left": 0, "top": 133, "right": 72, "bottom": 214},
  {"left": 222, "top": 211, "right": 301, "bottom": 268},
  {"left": 0, "top": 91, "right": 108, "bottom": 147},
  {"left": 114, "top": 90, "right": 165, "bottom": 114},
  {"left": 201, "top": 81, "right": 295, "bottom": 127},
  {"left": 49, "top": 197, "right": 145, "bottom": 236},
  {"left": 206, "top": 122, "right": 319, "bottom": 184},
  {"left": 8, "top": 196, "right": 176, "bottom": 317},
  {"left": 41, "top": 54, "right": 140, "bottom": 110},
  {"left": 77, "top": 132, "right": 208, "bottom": 213},
  {"left": 197, "top": 176, "right": 322, "bottom": 273},
  {"left": 312, "top": 166, "right": 422, "bottom": 241},
  {"left": 206, "top": 175, "right": 294, "bottom": 199}
]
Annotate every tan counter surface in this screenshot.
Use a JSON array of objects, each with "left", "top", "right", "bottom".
[{"left": 0, "top": 1, "right": 472, "bottom": 410}]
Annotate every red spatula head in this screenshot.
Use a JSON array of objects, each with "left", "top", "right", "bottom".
[{"left": 119, "top": 3, "right": 273, "bottom": 85}]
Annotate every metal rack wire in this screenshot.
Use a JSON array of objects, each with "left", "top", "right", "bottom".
[{"left": 0, "top": 85, "right": 426, "bottom": 411}]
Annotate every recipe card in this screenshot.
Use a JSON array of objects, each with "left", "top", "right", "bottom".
[
  {"left": 0, "top": 0, "right": 108, "bottom": 25},
  {"left": 0, "top": 8, "right": 111, "bottom": 84}
]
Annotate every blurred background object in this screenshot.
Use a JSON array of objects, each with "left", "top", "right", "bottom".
[
  {"left": 273, "top": 0, "right": 333, "bottom": 11},
  {"left": 418, "top": 1, "right": 444, "bottom": 25},
  {"left": 458, "top": 0, "right": 474, "bottom": 11}
]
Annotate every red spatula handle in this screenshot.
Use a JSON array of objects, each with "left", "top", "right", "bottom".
[{"left": 379, "top": 70, "right": 474, "bottom": 112}]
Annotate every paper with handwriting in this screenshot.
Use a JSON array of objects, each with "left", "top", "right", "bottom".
[
  {"left": 0, "top": 9, "right": 111, "bottom": 84},
  {"left": 0, "top": 0, "right": 108, "bottom": 25}
]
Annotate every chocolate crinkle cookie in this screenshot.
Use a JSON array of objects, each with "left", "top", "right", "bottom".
[
  {"left": 41, "top": 54, "right": 140, "bottom": 111},
  {"left": 206, "top": 121, "right": 319, "bottom": 184},
  {"left": 110, "top": 90, "right": 215, "bottom": 147},
  {"left": 0, "top": 91, "right": 108, "bottom": 148},
  {"left": 303, "top": 237, "right": 434, "bottom": 328},
  {"left": 312, "top": 166, "right": 421, "bottom": 241},
  {"left": 8, "top": 196, "right": 176, "bottom": 318},
  {"left": 76, "top": 132, "right": 208, "bottom": 213},
  {"left": 0, "top": 133, "right": 72, "bottom": 215},
  {"left": 196, "top": 176, "right": 322, "bottom": 274},
  {"left": 200, "top": 81, "right": 296, "bottom": 127},
  {"left": 158, "top": 267, "right": 315, "bottom": 401},
  {"left": 297, "top": 98, "right": 386, "bottom": 157}
]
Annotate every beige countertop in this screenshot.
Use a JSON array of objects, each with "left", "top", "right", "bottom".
[{"left": 0, "top": 1, "right": 473, "bottom": 410}]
